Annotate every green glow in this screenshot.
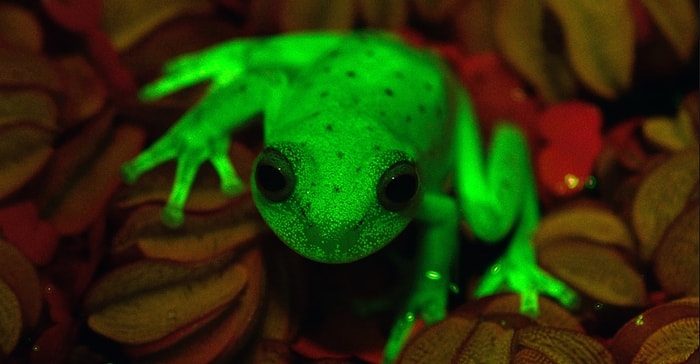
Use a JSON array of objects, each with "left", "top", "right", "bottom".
[
  {"left": 425, "top": 270, "right": 442, "bottom": 280},
  {"left": 123, "top": 31, "right": 577, "bottom": 363}
]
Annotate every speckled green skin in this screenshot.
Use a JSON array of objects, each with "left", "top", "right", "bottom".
[{"left": 257, "top": 34, "right": 454, "bottom": 263}]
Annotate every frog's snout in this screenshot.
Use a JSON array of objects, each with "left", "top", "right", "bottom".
[{"left": 302, "top": 222, "right": 364, "bottom": 263}]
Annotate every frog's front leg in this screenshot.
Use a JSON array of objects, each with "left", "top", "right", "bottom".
[
  {"left": 454, "top": 89, "right": 577, "bottom": 315},
  {"left": 123, "top": 72, "right": 286, "bottom": 226},
  {"left": 384, "top": 193, "right": 458, "bottom": 363}
]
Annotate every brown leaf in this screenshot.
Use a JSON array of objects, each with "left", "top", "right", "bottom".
[
  {"left": 653, "top": 201, "right": 699, "bottom": 297},
  {"left": 280, "top": 0, "right": 355, "bottom": 31},
  {"left": 112, "top": 196, "right": 267, "bottom": 262},
  {"left": 53, "top": 56, "right": 108, "bottom": 127},
  {"left": 514, "top": 326, "right": 615, "bottom": 363},
  {"left": 87, "top": 260, "right": 248, "bottom": 344},
  {"left": 534, "top": 202, "right": 636, "bottom": 254},
  {"left": 470, "top": 294, "right": 583, "bottom": 332},
  {"left": 538, "top": 240, "right": 647, "bottom": 307},
  {"left": 0, "top": 89, "right": 58, "bottom": 130},
  {"left": 85, "top": 256, "right": 229, "bottom": 313},
  {"left": 36, "top": 114, "right": 146, "bottom": 235},
  {"left": 398, "top": 316, "right": 476, "bottom": 363},
  {"left": 0, "top": 279, "right": 21, "bottom": 355},
  {"left": 412, "top": 0, "right": 460, "bottom": 21},
  {"left": 609, "top": 297, "right": 699, "bottom": 363},
  {"left": 127, "top": 247, "right": 265, "bottom": 363},
  {"left": 544, "top": 0, "right": 634, "bottom": 98},
  {"left": 643, "top": 93, "right": 699, "bottom": 152},
  {"left": 0, "top": 4, "right": 43, "bottom": 52},
  {"left": 456, "top": 0, "right": 498, "bottom": 53},
  {"left": 0, "top": 125, "right": 54, "bottom": 199},
  {"left": 494, "top": 0, "right": 577, "bottom": 101},
  {"left": 101, "top": 0, "right": 212, "bottom": 51},
  {"left": 632, "top": 317, "right": 699, "bottom": 363},
  {"left": 454, "top": 319, "right": 514, "bottom": 362},
  {"left": 640, "top": 0, "right": 699, "bottom": 61},
  {"left": 632, "top": 149, "right": 699, "bottom": 262},
  {"left": 0, "top": 239, "right": 42, "bottom": 330},
  {"left": 356, "top": 0, "right": 407, "bottom": 28},
  {"left": 0, "top": 47, "right": 61, "bottom": 92}
]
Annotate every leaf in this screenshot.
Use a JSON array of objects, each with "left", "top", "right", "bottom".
[
  {"left": 0, "top": 202, "right": 59, "bottom": 265},
  {"left": 280, "top": 0, "right": 355, "bottom": 31},
  {"left": 536, "top": 102, "right": 602, "bottom": 197},
  {"left": 653, "top": 201, "right": 699, "bottom": 297},
  {"left": 454, "top": 319, "right": 514, "bottom": 362},
  {"left": 398, "top": 316, "right": 476, "bottom": 363},
  {"left": 534, "top": 203, "right": 636, "bottom": 253},
  {"left": 514, "top": 326, "right": 615, "bottom": 363},
  {"left": 0, "top": 3, "right": 43, "bottom": 52},
  {"left": 85, "top": 258, "right": 229, "bottom": 313},
  {"left": 101, "top": 0, "right": 212, "bottom": 51},
  {"left": 113, "top": 196, "right": 267, "bottom": 262},
  {"left": 53, "top": 56, "right": 108, "bottom": 127},
  {"left": 36, "top": 114, "right": 146, "bottom": 235},
  {"left": 640, "top": 0, "right": 699, "bottom": 61},
  {"left": 41, "top": 0, "right": 101, "bottom": 33},
  {"left": 633, "top": 317, "right": 699, "bottom": 363},
  {"left": 449, "top": 53, "right": 540, "bottom": 137},
  {"left": 455, "top": 0, "right": 498, "bottom": 53},
  {"left": 632, "top": 149, "right": 699, "bottom": 262},
  {"left": 494, "top": 0, "right": 577, "bottom": 101},
  {"left": 0, "top": 48, "right": 62, "bottom": 92},
  {"left": 412, "top": 0, "right": 460, "bottom": 21},
  {"left": 544, "top": 0, "right": 634, "bottom": 98},
  {"left": 642, "top": 94, "right": 699, "bottom": 152},
  {"left": 609, "top": 297, "right": 699, "bottom": 363},
  {"left": 0, "top": 125, "right": 54, "bottom": 199},
  {"left": 88, "top": 261, "right": 248, "bottom": 344},
  {"left": 0, "top": 279, "right": 21, "bottom": 355},
  {"left": 0, "top": 89, "right": 58, "bottom": 130},
  {"left": 538, "top": 240, "right": 647, "bottom": 307},
  {"left": 356, "top": 0, "right": 407, "bottom": 28},
  {"left": 0, "top": 239, "right": 42, "bottom": 330},
  {"left": 126, "top": 248, "right": 264, "bottom": 363},
  {"left": 469, "top": 294, "right": 583, "bottom": 332}
]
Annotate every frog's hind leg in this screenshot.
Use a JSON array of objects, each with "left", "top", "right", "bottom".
[{"left": 452, "top": 87, "right": 577, "bottom": 315}]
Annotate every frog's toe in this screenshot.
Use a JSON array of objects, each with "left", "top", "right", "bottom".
[
  {"left": 161, "top": 204, "right": 185, "bottom": 228},
  {"left": 211, "top": 154, "right": 245, "bottom": 196}
]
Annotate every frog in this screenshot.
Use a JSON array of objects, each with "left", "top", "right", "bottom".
[{"left": 122, "top": 31, "right": 577, "bottom": 363}]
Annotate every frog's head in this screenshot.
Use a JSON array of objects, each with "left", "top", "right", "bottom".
[{"left": 251, "top": 142, "right": 422, "bottom": 263}]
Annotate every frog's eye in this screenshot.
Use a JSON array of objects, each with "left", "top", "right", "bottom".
[
  {"left": 377, "top": 161, "right": 420, "bottom": 211},
  {"left": 255, "top": 148, "right": 296, "bottom": 202}
]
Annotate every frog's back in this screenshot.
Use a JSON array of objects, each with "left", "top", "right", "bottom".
[{"left": 267, "top": 32, "right": 456, "bottom": 189}]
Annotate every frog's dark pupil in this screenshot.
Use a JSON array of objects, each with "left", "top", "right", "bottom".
[
  {"left": 386, "top": 174, "right": 417, "bottom": 203},
  {"left": 257, "top": 164, "right": 286, "bottom": 192}
]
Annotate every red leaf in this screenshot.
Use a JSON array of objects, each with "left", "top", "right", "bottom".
[
  {"left": 0, "top": 202, "right": 59, "bottom": 265},
  {"left": 536, "top": 102, "right": 603, "bottom": 197}
]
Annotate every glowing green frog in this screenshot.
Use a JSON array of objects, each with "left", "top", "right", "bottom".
[{"left": 123, "top": 31, "right": 577, "bottom": 362}]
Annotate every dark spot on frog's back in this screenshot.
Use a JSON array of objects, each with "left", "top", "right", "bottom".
[
  {"left": 384, "top": 88, "right": 394, "bottom": 97},
  {"left": 326, "top": 124, "right": 333, "bottom": 132},
  {"left": 346, "top": 70, "right": 356, "bottom": 78},
  {"left": 336, "top": 151, "right": 344, "bottom": 159}
]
